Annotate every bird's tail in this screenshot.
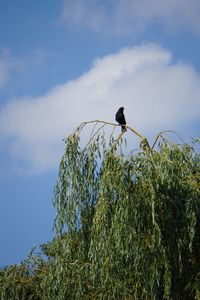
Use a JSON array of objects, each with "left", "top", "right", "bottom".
[{"left": 121, "top": 125, "right": 127, "bottom": 132}]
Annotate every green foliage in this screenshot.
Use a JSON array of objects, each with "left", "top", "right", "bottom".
[{"left": 1, "top": 122, "right": 200, "bottom": 299}]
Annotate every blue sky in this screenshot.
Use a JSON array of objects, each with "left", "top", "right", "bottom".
[{"left": 0, "top": 0, "right": 200, "bottom": 266}]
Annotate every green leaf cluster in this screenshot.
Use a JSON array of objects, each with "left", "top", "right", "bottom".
[{"left": 1, "top": 124, "right": 200, "bottom": 299}]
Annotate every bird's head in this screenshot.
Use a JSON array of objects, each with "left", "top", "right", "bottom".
[{"left": 119, "top": 107, "right": 124, "bottom": 111}]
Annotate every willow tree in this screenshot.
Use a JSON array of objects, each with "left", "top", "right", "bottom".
[
  {"left": 0, "top": 121, "right": 199, "bottom": 300},
  {"left": 50, "top": 121, "right": 200, "bottom": 299}
]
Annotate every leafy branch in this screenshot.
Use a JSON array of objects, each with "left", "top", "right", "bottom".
[{"left": 63, "top": 119, "right": 151, "bottom": 151}]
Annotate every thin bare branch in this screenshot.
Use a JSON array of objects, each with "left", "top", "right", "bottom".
[{"left": 152, "top": 130, "right": 187, "bottom": 149}]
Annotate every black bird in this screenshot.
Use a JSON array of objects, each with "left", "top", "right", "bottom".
[{"left": 115, "top": 107, "right": 126, "bottom": 132}]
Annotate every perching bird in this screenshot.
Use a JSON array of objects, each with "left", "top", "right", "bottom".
[{"left": 115, "top": 107, "right": 126, "bottom": 132}]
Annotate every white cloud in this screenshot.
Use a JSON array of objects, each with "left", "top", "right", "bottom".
[
  {"left": 61, "top": 0, "right": 200, "bottom": 36},
  {"left": 0, "top": 43, "right": 200, "bottom": 173}
]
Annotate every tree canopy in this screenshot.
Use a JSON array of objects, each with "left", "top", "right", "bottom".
[{"left": 0, "top": 121, "right": 200, "bottom": 300}]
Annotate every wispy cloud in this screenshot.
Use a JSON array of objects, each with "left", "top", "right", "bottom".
[
  {"left": 0, "top": 47, "right": 49, "bottom": 92},
  {"left": 61, "top": 0, "right": 200, "bottom": 36},
  {"left": 0, "top": 44, "right": 200, "bottom": 173},
  {"left": 0, "top": 49, "right": 22, "bottom": 90}
]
